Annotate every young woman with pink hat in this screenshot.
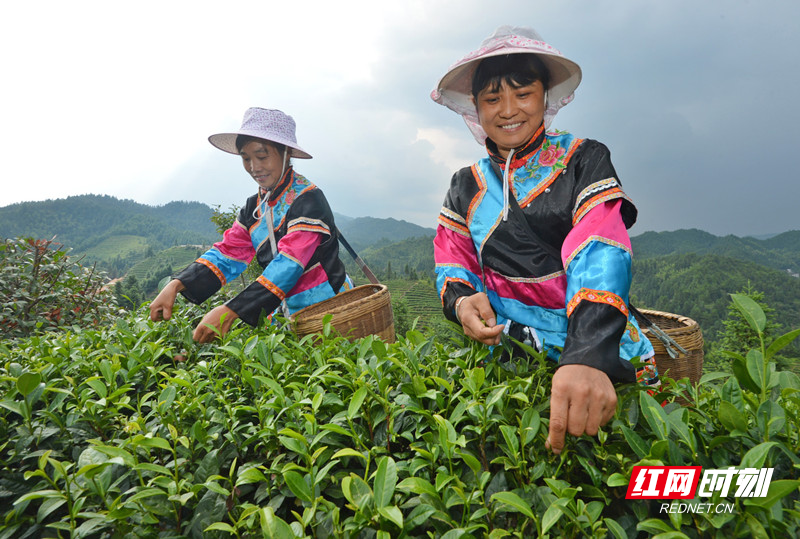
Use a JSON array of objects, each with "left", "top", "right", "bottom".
[
  {"left": 431, "top": 26, "right": 659, "bottom": 454},
  {"left": 150, "top": 108, "right": 350, "bottom": 342}
]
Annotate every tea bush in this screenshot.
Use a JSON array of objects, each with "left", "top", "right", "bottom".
[
  {"left": 0, "top": 295, "right": 798, "bottom": 538},
  {"left": 0, "top": 237, "right": 120, "bottom": 341}
]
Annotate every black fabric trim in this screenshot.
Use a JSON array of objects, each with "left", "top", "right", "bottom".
[
  {"left": 441, "top": 282, "right": 478, "bottom": 324},
  {"left": 174, "top": 262, "right": 222, "bottom": 304},
  {"left": 225, "top": 281, "right": 281, "bottom": 327},
  {"left": 559, "top": 301, "right": 636, "bottom": 383}
]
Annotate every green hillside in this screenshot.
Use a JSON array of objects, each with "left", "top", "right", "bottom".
[
  {"left": 82, "top": 235, "right": 151, "bottom": 262},
  {"left": 338, "top": 217, "right": 435, "bottom": 252},
  {"left": 127, "top": 246, "right": 204, "bottom": 282},
  {"left": 632, "top": 228, "right": 800, "bottom": 274},
  {"left": 0, "top": 195, "right": 218, "bottom": 262},
  {"left": 631, "top": 253, "right": 800, "bottom": 345}
]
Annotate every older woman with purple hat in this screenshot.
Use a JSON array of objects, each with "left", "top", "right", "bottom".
[
  {"left": 150, "top": 108, "right": 350, "bottom": 342},
  {"left": 431, "top": 26, "right": 659, "bottom": 454}
]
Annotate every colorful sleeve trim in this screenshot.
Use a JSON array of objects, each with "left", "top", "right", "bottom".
[
  {"left": 197, "top": 257, "right": 226, "bottom": 286},
  {"left": 438, "top": 213, "right": 470, "bottom": 237},
  {"left": 286, "top": 217, "right": 331, "bottom": 236},
  {"left": 566, "top": 287, "right": 629, "bottom": 318},
  {"left": 572, "top": 187, "right": 631, "bottom": 225},
  {"left": 575, "top": 178, "right": 620, "bottom": 208},
  {"left": 440, "top": 206, "right": 467, "bottom": 225},
  {"left": 563, "top": 235, "right": 632, "bottom": 270},
  {"left": 256, "top": 275, "right": 286, "bottom": 300}
]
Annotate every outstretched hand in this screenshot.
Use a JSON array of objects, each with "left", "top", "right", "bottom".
[
  {"left": 546, "top": 364, "right": 617, "bottom": 454},
  {"left": 457, "top": 293, "right": 504, "bottom": 346},
  {"left": 193, "top": 305, "right": 239, "bottom": 343},
  {"left": 149, "top": 279, "right": 185, "bottom": 322}
]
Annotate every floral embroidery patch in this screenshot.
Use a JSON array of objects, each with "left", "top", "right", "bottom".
[
  {"left": 513, "top": 138, "right": 568, "bottom": 185},
  {"left": 508, "top": 135, "right": 581, "bottom": 208},
  {"left": 626, "top": 320, "right": 641, "bottom": 342}
]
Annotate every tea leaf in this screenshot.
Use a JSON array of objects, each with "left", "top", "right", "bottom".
[
  {"left": 378, "top": 505, "right": 403, "bottom": 529},
  {"left": 397, "top": 477, "right": 438, "bottom": 497},
  {"left": 756, "top": 400, "right": 785, "bottom": 438},
  {"left": 744, "top": 479, "right": 800, "bottom": 509},
  {"left": 606, "top": 473, "right": 629, "bottom": 487},
  {"left": 259, "top": 507, "right": 295, "bottom": 538},
  {"left": 638, "top": 391, "right": 670, "bottom": 440},
  {"left": 331, "top": 448, "right": 366, "bottom": 460},
  {"left": 16, "top": 372, "right": 41, "bottom": 397},
  {"left": 604, "top": 518, "right": 627, "bottom": 539},
  {"left": 541, "top": 504, "right": 562, "bottom": 534},
  {"left": 348, "top": 386, "right": 368, "bottom": 420},
  {"left": 283, "top": 470, "right": 313, "bottom": 503},
  {"left": 205, "top": 522, "right": 236, "bottom": 533},
  {"left": 374, "top": 457, "right": 397, "bottom": 508},
  {"left": 765, "top": 327, "right": 800, "bottom": 360},
  {"left": 744, "top": 513, "right": 769, "bottom": 539},
  {"left": 740, "top": 442, "right": 778, "bottom": 469},
  {"left": 730, "top": 293, "right": 766, "bottom": 333},
  {"left": 342, "top": 474, "right": 374, "bottom": 511},
  {"left": 745, "top": 349, "right": 765, "bottom": 393},
  {"left": 133, "top": 436, "right": 172, "bottom": 451},
  {"left": 490, "top": 491, "right": 535, "bottom": 519},
  {"left": 237, "top": 466, "right": 268, "bottom": 486},
  {"left": 718, "top": 401, "right": 748, "bottom": 432}
]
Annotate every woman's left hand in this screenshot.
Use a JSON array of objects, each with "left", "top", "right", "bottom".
[
  {"left": 545, "top": 364, "right": 617, "bottom": 454},
  {"left": 193, "top": 305, "right": 239, "bottom": 343}
]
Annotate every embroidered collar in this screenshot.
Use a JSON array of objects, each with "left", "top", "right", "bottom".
[
  {"left": 258, "top": 166, "right": 294, "bottom": 207},
  {"left": 485, "top": 123, "right": 545, "bottom": 170}
]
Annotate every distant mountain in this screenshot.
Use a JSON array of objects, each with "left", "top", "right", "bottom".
[
  {"left": 0, "top": 195, "right": 436, "bottom": 277},
  {"left": 632, "top": 229, "right": 800, "bottom": 274},
  {"left": 0, "top": 195, "right": 219, "bottom": 257},
  {"left": 337, "top": 216, "right": 435, "bottom": 252}
]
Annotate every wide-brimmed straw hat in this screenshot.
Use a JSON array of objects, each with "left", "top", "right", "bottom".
[
  {"left": 208, "top": 108, "right": 312, "bottom": 159},
  {"left": 431, "top": 26, "right": 582, "bottom": 144}
]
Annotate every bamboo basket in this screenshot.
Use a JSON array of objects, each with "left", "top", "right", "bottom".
[
  {"left": 638, "top": 309, "right": 704, "bottom": 384},
  {"left": 292, "top": 284, "right": 395, "bottom": 343}
]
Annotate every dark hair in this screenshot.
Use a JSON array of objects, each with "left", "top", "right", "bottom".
[
  {"left": 471, "top": 54, "right": 550, "bottom": 98},
  {"left": 235, "top": 134, "right": 287, "bottom": 156}
]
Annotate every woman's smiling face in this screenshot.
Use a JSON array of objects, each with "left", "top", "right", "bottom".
[
  {"left": 239, "top": 140, "right": 286, "bottom": 190},
  {"left": 475, "top": 79, "right": 545, "bottom": 158}
]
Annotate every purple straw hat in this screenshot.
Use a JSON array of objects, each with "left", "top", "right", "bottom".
[
  {"left": 208, "top": 108, "right": 312, "bottom": 159},
  {"left": 431, "top": 26, "right": 582, "bottom": 144}
]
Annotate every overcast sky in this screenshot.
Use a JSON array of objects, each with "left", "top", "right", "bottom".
[{"left": 1, "top": 0, "right": 797, "bottom": 237}]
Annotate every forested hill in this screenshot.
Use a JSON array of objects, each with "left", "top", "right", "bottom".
[
  {"left": 0, "top": 195, "right": 219, "bottom": 253},
  {"left": 631, "top": 228, "right": 800, "bottom": 274},
  {"left": 337, "top": 216, "right": 435, "bottom": 252},
  {"left": 630, "top": 253, "right": 800, "bottom": 343}
]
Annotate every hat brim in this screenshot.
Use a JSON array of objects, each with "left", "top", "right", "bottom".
[
  {"left": 208, "top": 132, "right": 312, "bottom": 159},
  {"left": 435, "top": 49, "right": 582, "bottom": 122}
]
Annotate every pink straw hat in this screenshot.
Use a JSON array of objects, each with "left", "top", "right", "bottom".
[
  {"left": 431, "top": 26, "right": 582, "bottom": 144},
  {"left": 208, "top": 108, "right": 312, "bottom": 159}
]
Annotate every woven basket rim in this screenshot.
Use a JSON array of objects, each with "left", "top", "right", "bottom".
[
  {"left": 292, "top": 284, "right": 389, "bottom": 322},
  {"left": 637, "top": 308, "right": 700, "bottom": 332}
]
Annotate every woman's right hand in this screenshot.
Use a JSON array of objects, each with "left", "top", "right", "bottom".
[
  {"left": 149, "top": 279, "right": 185, "bottom": 322},
  {"left": 456, "top": 293, "right": 504, "bottom": 346}
]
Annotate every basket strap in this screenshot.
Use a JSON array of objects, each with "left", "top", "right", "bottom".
[
  {"left": 630, "top": 306, "right": 688, "bottom": 359},
  {"left": 264, "top": 192, "right": 290, "bottom": 318},
  {"left": 337, "top": 228, "right": 380, "bottom": 285}
]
